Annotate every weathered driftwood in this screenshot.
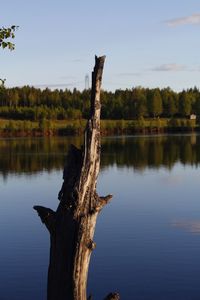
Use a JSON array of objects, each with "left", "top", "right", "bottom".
[{"left": 34, "top": 56, "right": 119, "bottom": 300}]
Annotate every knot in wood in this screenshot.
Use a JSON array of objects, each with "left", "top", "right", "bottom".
[{"left": 87, "top": 239, "right": 96, "bottom": 251}]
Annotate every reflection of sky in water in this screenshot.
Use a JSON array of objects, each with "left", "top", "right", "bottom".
[
  {"left": 171, "top": 220, "right": 200, "bottom": 234},
  {"left": 92, "top": 163, "right": 200, "bottom": 299},
  {"left": 1, "top": 137, "right": 200, "bottom": 299}
]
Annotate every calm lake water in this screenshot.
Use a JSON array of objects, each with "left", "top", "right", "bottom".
[{"left": 1, "top": 134, "right": 200, "bottom": 300}]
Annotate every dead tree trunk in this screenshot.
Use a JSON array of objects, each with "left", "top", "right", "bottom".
[{"left": 34, "top": 56, "right": 119, "bottom": 300}]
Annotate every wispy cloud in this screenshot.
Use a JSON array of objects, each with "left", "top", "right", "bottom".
[
  {"left": 190, "top": 66, "right": 200, "bottom": 72},
  {"left": 117, "top": 72, "right": 141, "bottom": 77},
  {"left": 33, "top": 82, "right": 82, "bottom": 89},
  {"left": 59, "top": 75, "right": 76, "bottom": 80},
  {"left": 166, "top": 13, "right": 200, "bottom": 27},
  {"left": 72, "top": 58, "right": 84, "bottom": 63},
  {"left": 152, "top": 63, "right": 187, "bottom": 72}
]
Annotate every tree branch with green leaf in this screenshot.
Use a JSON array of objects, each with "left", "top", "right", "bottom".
[
  {"left": 0, "top": 24, "right": 18, "bottom": 88},
  {"left": 0, "top": 25, "right": 18, "bottom": 50}
]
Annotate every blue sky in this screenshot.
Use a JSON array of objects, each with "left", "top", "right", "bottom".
[{"left": 1, "top": 0, "right": 200, "bottom": 91}]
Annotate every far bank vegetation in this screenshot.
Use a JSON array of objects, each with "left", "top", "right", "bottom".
[{"left": 0, "top": 86, "right": 199, "bottom": 136}]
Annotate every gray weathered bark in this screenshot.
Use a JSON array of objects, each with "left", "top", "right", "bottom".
[{"left": 34, "top": 56, "right": 119, "bottom": 300}]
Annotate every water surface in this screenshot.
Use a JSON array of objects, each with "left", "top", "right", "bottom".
[{"left": 1, "top": 134, "right": 200, "bottom": 300}]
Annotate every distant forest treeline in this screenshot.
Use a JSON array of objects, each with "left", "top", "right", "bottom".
[{"left": 0, "top": 85, "right": 200, "bottom": 121}]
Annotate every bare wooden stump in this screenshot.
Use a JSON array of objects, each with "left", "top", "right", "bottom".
[{"left": 34, "top": 56, "right": 119, "bottom": 300}]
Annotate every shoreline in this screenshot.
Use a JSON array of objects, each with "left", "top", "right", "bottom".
[
  {"left": 0, "top": 117, "right": 197, "bottom": 137},
  {"left": 0, "top": 126, "right": 198, "bottom": 138}
]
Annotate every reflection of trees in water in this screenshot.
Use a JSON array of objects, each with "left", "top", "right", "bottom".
[
  {"left": 101, "top": 134, "right": 200, "bottom": 171},
  {"left": 1, "top": 134, "right": 200, "bottom": 176},
  {"left": 0, "top": 137, "right": 83, "bottom": 178}
]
